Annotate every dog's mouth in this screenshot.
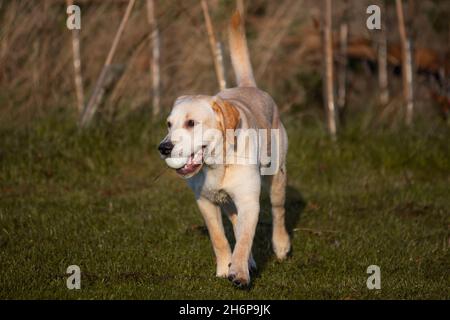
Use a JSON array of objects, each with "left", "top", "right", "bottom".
[{"left": 175, "top": 146, "right": 205, "bottom": 177}]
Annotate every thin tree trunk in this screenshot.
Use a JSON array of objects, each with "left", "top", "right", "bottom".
[
  {"left": 377, "top": 1, "right": 389, "bottom": 105},
  {"left": 324, "top": 0, "right": 337, "bottom": 138},
  {"left": 146, "top": 0, "right": 161, "bottom": 116},
  {"left": 215, "top": 41, "right": 226, "bottom": 89},
  {"left": 337, "top": 22, "right": 348, "bottom": 110},
  {"left": 80, "top": 0, "right": 136, "bottom": 127},
  {"left": 200, "top": 0, "right": 226, "bottom": 91},
  {"left": 237, "top": 0, "right": 245, "bottom": 18},
  {"left": 395, "top": 0, "right": 414, "bottom": 125},
  {"left": 67, "top": 0, "right": 84, "bottom": 115}
]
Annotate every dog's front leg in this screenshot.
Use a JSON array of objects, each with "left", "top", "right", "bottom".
[
  {"left": 222, "top": 205, "right": 257, "bottom": 273},
  {"left": 197, "top": 197, "right": 232, "bottom": 277},
  {"left": 226, "top": 173, "right": 261, "bottom": 287}
]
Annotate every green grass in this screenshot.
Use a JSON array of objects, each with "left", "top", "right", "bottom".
[{"left": 0, "top": 111, "right": 449, "bottom": 299}]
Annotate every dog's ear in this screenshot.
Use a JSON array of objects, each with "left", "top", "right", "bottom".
[
  {"left": 212, "top": 99, "right": 240, "bottom": 133},
  {"left": 212, "top": 99, "right": 240, "bottom": 158}
]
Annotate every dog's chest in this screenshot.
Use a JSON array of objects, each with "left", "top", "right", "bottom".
[
  {"left": 188, "top": 167, "right": 231, "bottom": 204},
  {"left": 201, "top": 170, "right": 231, "bottom": 204},
  {"left": 203, "top": 188, "right": 230, "bottom": 204}
]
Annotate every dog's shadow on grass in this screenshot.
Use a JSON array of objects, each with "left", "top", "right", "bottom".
[{"left": 222, "top": 184, "right": 306, "bottom": 283}]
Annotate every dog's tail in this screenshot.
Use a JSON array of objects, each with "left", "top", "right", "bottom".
[{"left": 229, "top": 11, "right": 256, "bottom": 87}]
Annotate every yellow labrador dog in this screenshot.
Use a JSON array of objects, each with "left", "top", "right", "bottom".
[{"left": 158, "top": 12, "right": 289, "bottom": 287}]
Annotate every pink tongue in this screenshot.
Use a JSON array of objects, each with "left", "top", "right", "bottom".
[{"left": 177, "top": 152, "right": 202, "bottom": 174}]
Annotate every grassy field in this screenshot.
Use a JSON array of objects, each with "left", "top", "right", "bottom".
[{"left": 0, "top": 111, "right": 449, "bottom": 299}]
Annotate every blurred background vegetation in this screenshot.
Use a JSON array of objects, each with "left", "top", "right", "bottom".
[{"left": 0, "top": 0, "right": 448, "bottom": 127}]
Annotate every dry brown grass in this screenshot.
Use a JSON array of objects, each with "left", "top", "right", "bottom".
[{"left": 0, "top": 0, "right": 448, "bottom": 124}]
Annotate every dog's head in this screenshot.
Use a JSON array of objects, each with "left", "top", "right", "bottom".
[{"left": 158, "top": 95, "right": 240, "bottom": 179}]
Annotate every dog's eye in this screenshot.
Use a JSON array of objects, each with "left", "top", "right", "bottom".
[
  {"left": 167, "top": 121, "right": 172, "bottom": 128},
  {"left": 186, "top": 119, "right": 195, "bottom": 128}
]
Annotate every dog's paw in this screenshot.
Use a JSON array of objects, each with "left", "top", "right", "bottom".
[
  {"left": 272, "top": 232, "right": 291, "bottom": 260},
  {"left": 228, "top": 273, "right": 250, "bottom": 288},
  {"left": 216, "top": 271, "right": 228, "bottom": 278},
  {"left": 216, "top": 261, "right": 231, "bottom": 278},
  {"left": 228, "top": 263, "right": 250, "bottom": 288}
]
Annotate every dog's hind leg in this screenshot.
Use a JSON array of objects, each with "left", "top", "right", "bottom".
[
  {"left": 197, "top": 197, "right": 232, "bottom": 277},
  {"left": 270, "top": 165, "right": 291, "bottom": 260}
]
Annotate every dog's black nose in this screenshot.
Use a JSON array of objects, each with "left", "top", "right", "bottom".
[{"left": 158, "top": 141, "right": 174, "bottom": 156}]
